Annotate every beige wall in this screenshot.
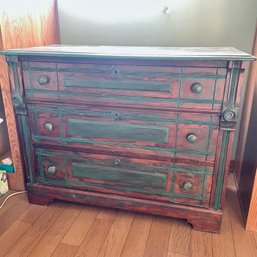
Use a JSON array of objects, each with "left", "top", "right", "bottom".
[{"left": 58, "top": 0, "right": 257, "bottom": 52}]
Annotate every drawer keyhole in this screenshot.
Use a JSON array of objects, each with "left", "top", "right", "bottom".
[
  {"left": 114, "top": 112, "right": 120, "bottom": 120},
  {"left": 111, "top": 67, "right": 120, "bottom": 77},
  {"left": 114, "top": 159, "right": 121, "bottom": 165}
]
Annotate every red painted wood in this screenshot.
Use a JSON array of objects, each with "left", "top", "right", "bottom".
[
  {"left": 4, "top": 46, "right": 251, "bottom": 233},
  {"left": 26, "top": 183, "right": 222, "bottom": 233}
]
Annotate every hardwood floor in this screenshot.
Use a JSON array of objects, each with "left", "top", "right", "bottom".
[{"left": 0, "top": 174, "right": 257, "bottom": 257}]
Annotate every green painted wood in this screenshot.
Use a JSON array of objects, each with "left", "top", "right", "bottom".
[
  {"left": 20, "top": 115, "right": 34, "bottom": 183},
  {"left": 25, "top": 89, "right": 224, "bottom": 107},
  {"left": 64, "top": 78, "right": 172, "bottom": 92},
  {"left": 67, "top": 119, "right": 169, "bottom": 143},
  {"left": 214, "top": 132, "right": 230, "bottom": 209},
  {"left": 71, "top": 163, "right": 167, "bottom": 189},
  {"left": 32, "top": 134, "right": 217, "bottom": 157},
  {"left": 34, "top": 148, "right": 214, "bottom": 174},
  {"left": 28, "top": 106, "right": 219, "bottom": 125},
  {"left": 2, "top": 46, "right": 256, "bottom": 61},
  {"left": 24, "top": 66, "right": 227, "bottom": 80}
]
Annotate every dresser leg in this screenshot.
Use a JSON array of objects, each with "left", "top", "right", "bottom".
[
  {"left": 28, "top": 193, "right": 54, "bottom": 205},
  {"left": 187, "top": 218, "right": 221, "bottom": 233}
]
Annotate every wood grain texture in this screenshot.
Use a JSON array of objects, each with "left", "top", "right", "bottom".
[
  {"left": 51, "top": 243, "right": 79, "bottom": 257},
  {"left": 4, "top": 46, "right": 252, "bottom": 233},
  {"left": 212, "top": 200, "right": 236, "bottom": 257},
  {"left": 246, "top": 169, "right": 257, "bottom": 231},
  {"left": 61, "top": 206, "right": 100, "bottom": 246},
  {"left": 97, "top": 211, "right": 134, "bottom": 257},
  {"left": 27, "top": 204, "right": 82, "bottom": 257},
  {"left": 26, "top": 182, "right": 223, "bottom": 233},
  {"left": 120, "top": 214, "right": 152, "bottom": 257},
  {"left": 74, "top": 217, "right": 116, "bottom": 257},
  {"left": 227, "top": 175, "right": 257, "bottom": 257},
  {"left": 168, "top": 219, "right": 191, "bottom": 256},
  {"left": 0, "top": 177, "right": 257, "bottom": 257},
  {"left": 0, "top": 0, "right": 60, "bottom": 190},
  {"left": 5, "top": 204, "right": 65, "bottom": 257},
  {"left": 234, "top": 22, "right": 257, "bottom": 231},
  {"left": 143, "top": 216, "right": 171, "bottom": 257}
]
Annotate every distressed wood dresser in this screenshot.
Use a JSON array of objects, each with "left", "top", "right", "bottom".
[{"left": 3, "top": 46, "right": 255, "bottom": 232}]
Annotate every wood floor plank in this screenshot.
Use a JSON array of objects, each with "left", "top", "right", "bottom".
[
  {"left": 97, "top": 211, "right": 135, "bottom": 257},
  {"left": 212, "top": 199, "right": 236, "bottom": 257},
  {"left": 74, "top": 218, "right": 115, "bottom": 257},
  {"left": 143, "top": 216, "right": 171, "bottom": 257},
  {"left": 97, "top": 207, "right": 118, "bottom": 220},
  {"left": 227, "top": 175, "right": 257, "bottom": 257},
  {"left": 0, "top": 220, "right": 31, "bottom": 257},
  {"left": 190, "top": 230, "right": 213, "bottom": 257},
  {"left": 27, "top": 204, "right": 83, "bottom": 257},
  {"left": 0, "top": 193, "right": 29, "bottom": 236},
  {"left": 120, "top": 214, "right": 153, "bottom": 257},
  {"left": 51, "top": 243, "right": 79, "bottom": 257},
  {"left": 6, "top": 204, "right": 65, "bottom": 257},
  {"left": 168, "top": 219, "right": 191, "bottom": 256},
  {"left": 18, "top": 204, "right": 46, "bottom": 225},
  {"left": 167, "top": 252, "right": 189, "bottom": 257},
  {"left": 62, "top": 206, "right": 100, "bottom": 246}
]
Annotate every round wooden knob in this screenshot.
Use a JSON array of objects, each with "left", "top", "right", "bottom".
[
  {"left": 183, "top": 181, "right": 193, "bottom": 191},
  {"left": 191, "top": 83, "right": 203, "bottom": 94},
  {"left": 47, "top": 166, "right": 57, "bottom": 174},
  {"left": 186, "top": 133, "right": 197, "bottom": 143},
  {"left": 38, "top": 75, "right": 49, "bottom": 85},
  {"left": 44, "top": 122, "right": 53, "bottom": 132}
]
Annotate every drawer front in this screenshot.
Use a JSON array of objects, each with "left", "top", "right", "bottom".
[
  {"left": 29, "top": 105, "right": 219, "bottom": 164},
  {"left": 23, "top": 62, "right": 227, "bottom": 110},
  {"left": 35, "top": 148, "right": 213, "bottom": 206}
]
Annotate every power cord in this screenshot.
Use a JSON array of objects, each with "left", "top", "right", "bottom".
[{"left": 0, "top": 191, "right": 27, "bottom": 209}]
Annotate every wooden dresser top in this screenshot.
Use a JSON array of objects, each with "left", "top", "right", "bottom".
[{"left": 2, "top": 45, "right": 256, "bottom": 61}]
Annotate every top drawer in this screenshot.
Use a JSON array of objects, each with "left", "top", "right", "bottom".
[{"left": 22, "top": 61, "right": 227, "bottom": 110}]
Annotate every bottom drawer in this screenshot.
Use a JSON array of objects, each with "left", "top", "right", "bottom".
[{"left": 34, "top": 148, "right": 213, "bottom": 207}]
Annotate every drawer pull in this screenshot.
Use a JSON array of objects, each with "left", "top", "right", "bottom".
[
  {"left": 114, "top": 159, "right": 121, "bottom": 165},
  {"left": 191, "top": 83, "right": 203, "bottom": 94},
  {"left": 44, "top": 122, "right": 53, "bottom": 132},
  {"left": 38, "top": 75, "right": 49, "bottom": 85},
  {"left": 183, "top": 181, "right": 193, "bottom": 191},
  {"left": 186, "top": 133, "right": 197, "bottom": 143},
  {"left": 47, "top": 166, "right": 57, "bottom": 174}
]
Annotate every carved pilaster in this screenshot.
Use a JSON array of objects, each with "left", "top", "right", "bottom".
[
  {"left": 5, "top": 55, "right": 25, "bottom": 113},
  {"left": 220, "top": 61, "right": 243, "bottom": 131}
]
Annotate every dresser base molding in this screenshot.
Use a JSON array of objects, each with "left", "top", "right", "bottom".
[{"left": 27, "top": 183, "right": 222, "bottom": 233}]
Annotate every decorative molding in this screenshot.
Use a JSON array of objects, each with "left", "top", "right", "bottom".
[{"left": 220, "top": 61, "right": 242, "bottom": 130}]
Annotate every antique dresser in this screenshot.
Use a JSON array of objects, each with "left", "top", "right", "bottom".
[{"left": 3, "top": 46, "right": 255, "bottom": 232}]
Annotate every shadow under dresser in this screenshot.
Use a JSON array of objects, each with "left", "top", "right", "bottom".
[{"left": 2, "top": 46, "right": 255, "bottom": 232}]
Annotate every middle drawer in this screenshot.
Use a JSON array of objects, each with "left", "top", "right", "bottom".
[{"left": 28, "top": 104, "right": 219, "bottom": 164}]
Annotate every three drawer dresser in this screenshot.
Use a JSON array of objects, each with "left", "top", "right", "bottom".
[{"left": 3, "top": 46, "right": 255, "bottom": 232}]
